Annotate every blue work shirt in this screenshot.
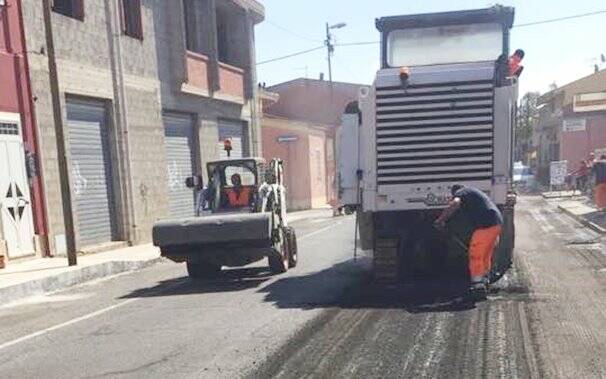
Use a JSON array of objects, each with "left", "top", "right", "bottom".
[{"left": 454, "top": 187, "right": 503, "bottom": 228}]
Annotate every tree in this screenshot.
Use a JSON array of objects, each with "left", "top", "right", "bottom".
[{"left": 515, "top": 92, "right": 540, "bottom": 164}]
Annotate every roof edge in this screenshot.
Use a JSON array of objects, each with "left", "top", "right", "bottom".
[{"left": 376, "top": 5, "right": 515, "bottom": 32}]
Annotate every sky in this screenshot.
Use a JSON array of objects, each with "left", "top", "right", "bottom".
[{"left": 254, "top": 0, "right": 606, "bottom": 96}]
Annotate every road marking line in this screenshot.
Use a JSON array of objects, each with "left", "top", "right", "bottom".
[
  {"left": 0, "top": 219, "right": 347, "bottom": 352},
  {"left": 0, "top": 298, "right": 138, "bottom": 352},
  {"left": 299, "top": 220, "right": 347, "bottom": 241}
]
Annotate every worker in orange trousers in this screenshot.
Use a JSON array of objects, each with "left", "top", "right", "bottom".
[
  {"left": 593, "top": 155, "right": 606, "bottom": 211},
  {"left": 434, "top": 184, "right": 503, "bottom": 299}
]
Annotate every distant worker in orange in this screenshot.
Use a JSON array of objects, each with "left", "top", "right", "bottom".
[
  {"left": 508, "top": 49, "right": 525, "bottom": 77},
  {"left": 592, "top": 155, "right": 606, "bottom": 211},
  {"left": 434, "top": 184, "right": 503, "bottom": 299},
  {"left": 225, "top": 173, "right": 252, "bottom": 208},
  {"left": 571, "top": 159, "right": 591, "bottom": 193}
]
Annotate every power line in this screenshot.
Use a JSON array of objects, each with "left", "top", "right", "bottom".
[
  {"left": 514, "top": 9, "right": 606, "bottom": 28},
  {"left": 336, "top": 41, "right": 379, "bottom": 47},
  {"left": 265, "top": 20, "right": 322, "bottom": 43},
  {"left": 257, "top": 45, "right": 324, "bottom": 65},
  {"left": 334, "top": 55, "right": 360, "bottom": 81}
]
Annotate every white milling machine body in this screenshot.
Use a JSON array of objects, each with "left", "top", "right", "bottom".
[{"left": 338, "top": 6, "right": 518, "bottom": 281}]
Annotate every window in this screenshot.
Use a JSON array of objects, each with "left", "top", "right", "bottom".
[
  {"left": 0, "top": 122, "right": 19, "bottom": 136},
  {"left": 183, "top": 0, "right": 197, "bottom": 51},
  {"left": 121, "top": 0, "right": 143, "bottom": 39},
  {"left": 387, "top": 23, "right": 503, "bottom": 67},
  {"left": 224, "top": 166, "right": 256, "bottom": 186},
  {"left": 216, "top": 12, "right": 229, "bottom": 63},
  {"left": 52, "top": 0, "right": 84, "bottom": 20}
]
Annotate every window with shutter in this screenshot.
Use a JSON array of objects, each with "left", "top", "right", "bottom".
[
  {"left": 53, "top": 0, "right": 84, "bottom": 21},
  {"left": 121, "top": 0, "right": 143, "bottom": 39}
]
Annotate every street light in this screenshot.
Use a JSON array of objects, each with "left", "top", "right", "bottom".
[{"left": 325, "top": 22, "right": 347, "bottom": 84}]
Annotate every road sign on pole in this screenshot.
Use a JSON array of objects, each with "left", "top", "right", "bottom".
[{"left": 549, "top": 160, "right": 568, "bottom": 188}]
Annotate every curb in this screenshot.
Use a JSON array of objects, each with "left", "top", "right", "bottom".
[
  {"left": 0, "top": 257, "right": 163, "bottom": 306},
  {"left": 558, "top": 205, "right": 606, "bottom": 235}
]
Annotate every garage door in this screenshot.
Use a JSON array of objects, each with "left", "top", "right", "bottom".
[
  {"left": 67, "top": 99, "right": 117, "bottom": 247},
  {"left": 218, "top": 119, "right": 248, "bottom": 159},
  {"left": 164, "top": 113, "right": 196, "bottom": 218}
]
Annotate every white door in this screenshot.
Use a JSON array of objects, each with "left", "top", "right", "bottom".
[{"left": 0, "top": 115, "right": 35, "bottom": 258}]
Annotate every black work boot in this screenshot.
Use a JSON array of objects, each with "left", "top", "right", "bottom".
[{"left": 469, "top": 281, "right": 488, "bottom": 301}]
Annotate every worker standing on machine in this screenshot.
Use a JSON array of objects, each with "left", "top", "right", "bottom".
[
  {"left": 508, "top": 49, "right": 525, "bottom": 77},
  {"left": 434, "top": 184, "right": 503, "bottom": 299}
]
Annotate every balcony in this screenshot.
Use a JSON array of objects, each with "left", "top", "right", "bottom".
[
  {"left": 216, "top": 61, "right": 245, "bottom": 104},
  {"left": 182, "top": 51, "right": 210, "bottom": 97}
]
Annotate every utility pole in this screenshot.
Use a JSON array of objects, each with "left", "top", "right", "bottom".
[
  {"left": 42, "top": 0, "right": 77, "bottom": 266},
  {"left": 325, "top": 23, "right": 333, "bottom": 84},
  {"left": 324, "top": 22, "right": 346, "bottom": 84}
]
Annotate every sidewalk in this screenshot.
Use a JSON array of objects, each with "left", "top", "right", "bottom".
[
  {"left": 555, "top": 196, "right": 606, "bottom": 234},
  {"left": 541, "top": 190, "right": 578, "bottom": 199},
  {"left": 0, "top": 244, "right": 162, "bottom": 306},
  {"left": 0, "top": 207, "right": 334, "bottom": 305}
]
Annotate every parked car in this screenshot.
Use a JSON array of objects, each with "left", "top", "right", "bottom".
[{"left": 513, "top": 162, "right": 536, "bottom": 191}]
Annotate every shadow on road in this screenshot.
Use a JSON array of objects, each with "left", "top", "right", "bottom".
[
  {"left": 584, "top": 211, "right": 606, "bottom": 230},
  {"left": 258, "top": 259, "right": 481, "bottom": 313},
  {"left": 120, "top": 259, "right": 519, "bottom": 314},
  {"left": 120, "top": 267, "right": 272, "bottom": 298}
]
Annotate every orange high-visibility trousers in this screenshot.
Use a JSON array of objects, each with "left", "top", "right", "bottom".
[
  {"left": 595, "top": 183, "right": 606, "bottom": 210},
  {"left": 469, "top": 225, "right": 502, "bottom": 282}
]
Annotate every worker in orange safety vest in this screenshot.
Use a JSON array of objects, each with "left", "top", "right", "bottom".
[
  {"left": 225, "top": 173, "right": 252, "bottom": 208},
  {"left": 508, "top": 49, "right": 525, "bottom": 77}
]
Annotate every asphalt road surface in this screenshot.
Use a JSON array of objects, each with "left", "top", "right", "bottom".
[{"left": 1, "top": 197, "right": 605, "bottom": 378}]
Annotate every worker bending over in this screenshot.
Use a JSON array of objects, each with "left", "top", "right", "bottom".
[{"left": 434, "top": 184, "right": 503, "bottom": 298}]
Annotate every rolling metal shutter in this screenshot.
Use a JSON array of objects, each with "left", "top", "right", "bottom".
[
  {"left": 218, "top": 119, "right": 248, "bottom": 159},
  {"left": 67, "top": 99, "right": 117, "bottom": 247},
  {"left": 164, "top": 113, "right": 196, "bottom": 218}
]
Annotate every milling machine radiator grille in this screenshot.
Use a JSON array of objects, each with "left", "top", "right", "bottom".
[{"left": 376, "top": 80, "right": 494, "bottom": 186}]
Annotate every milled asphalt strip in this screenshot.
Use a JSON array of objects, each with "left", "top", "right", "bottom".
[
  {"left": 518, "top": 302, "right": 541, "bottom": 378},
  {"left": 0, "top": 219, "right": 347, "bottom": 353}
]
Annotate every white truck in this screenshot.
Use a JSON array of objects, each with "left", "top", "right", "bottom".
[{"left": 338, "top": 6, "right": 517, "bottom": 282}]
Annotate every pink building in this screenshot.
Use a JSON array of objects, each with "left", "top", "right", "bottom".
[
  {"left": 261, "top": 114, "right": 333, "bottom": 210},
  {"left": 260, "top": 78, "right": 365, "bottom": 210},
  {"left": 536, "top": 70, "right": 606, "bottom": 182}
]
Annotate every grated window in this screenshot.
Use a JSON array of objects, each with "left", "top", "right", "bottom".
[{"left": 0, "top": 123, "right": 19, "bottom": 136}]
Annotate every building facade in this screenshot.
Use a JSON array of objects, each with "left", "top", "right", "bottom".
[
  {"left": 261, "top": 78, "right": 366, "bottom": 210},
  {"left": 261, "top": 114, "right": 334, "bottom": 210},
  {"left": 16, "top": 0, "right": 264, "bottom": 258},
  {"left": 0, "top": 0, "right": 48, "bottom": 261},
  {"left": 535, "top": 70, "right": 606, "bottom": 184}
]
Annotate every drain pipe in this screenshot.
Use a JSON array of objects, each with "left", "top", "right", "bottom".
[{"left": 104, "top": 0, "right": 137, "bottom": 244}]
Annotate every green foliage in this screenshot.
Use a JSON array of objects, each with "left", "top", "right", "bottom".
[{"left": 515, "top": 92, "right": 540, "bottom": 163}]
